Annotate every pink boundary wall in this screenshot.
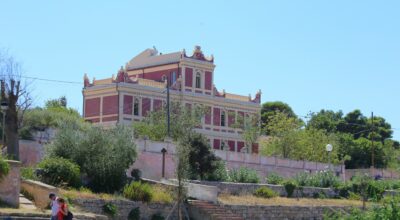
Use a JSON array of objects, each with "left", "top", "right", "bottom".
[{"left": 128, "top": 139, "right": 345, "bottom": 181}]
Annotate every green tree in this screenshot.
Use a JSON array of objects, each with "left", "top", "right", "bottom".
[
  {"left": 46, "top": 124, "right": 137, "bottom": 192},
  {"left": 261, "top": 101, "right": 297, "bottom": 134},
  {"left": 187, "top": 133, "right": 226, "bottom": 181},
  {"left": 133, "top": 102, "right": 205, "bottom": 141},
  {"left": 306, "top": 110, "right": 343, "bottom": 133}
]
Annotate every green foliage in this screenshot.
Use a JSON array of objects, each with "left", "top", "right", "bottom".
[
  {"left": 187, "top": 133, "right": 226, "bottom": 181},
  {"left": 325, "top": 196, "right": 400, "bottom": 220},
  {"left": 46, "top": 125, "right": 137, "bottom": 193},
  {"left": 261, "top": 101, "right": 298, "bottom": 134},
  {"left": 123, "top": 181, "right": 153, "bottom": 203},
  {"left": 133, "top": 102, "right": 206, "bottom": 141},
  {"left": 102, "top": 202, "right": 117, "bottom": 217},
  {"left": 20, "top": 97, "right": 84, "bottom": 140},
  {"left": 307, "top": 110, "right": 343, "bottom": 133},
  {"left": 294, "top": 171, "right": 340, "bottom": 188},
  {"left": 151, "top": 213, "right": 165, "bottom": 220},
  {"left": 283, "top": 180, "right": 297, "bottom": 198},
  {"left": 0, "top": 157, "right": 10, "bottom": 181},
  {"left": 203, "top": 159, "right": 229, "bottom": 182},
  {"left": 128, "top": 207, "right": 140, "bottom": 220},
  {"left": 262, "top": 114, "right": 340, "bottom": 163},
  {"left": 228, "top": 167, "right": 260, "bottom": 183},
  {"left": 254, "top": 186, "right": 278, "bottom": 198},
  {"left": 130, "top": 169, "right": 142, "bottom": 181},
  {"left": 20, "top": 167, "right": 39, "bottom": 180},
  {"left": 37, "top": 157, "right": 81, "bottom": 187},
  {"left": 266, "top": 172, "right": 284, "bottom": 185}
]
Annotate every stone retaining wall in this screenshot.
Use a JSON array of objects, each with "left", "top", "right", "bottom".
[
  {"left": 222, "top": 204, "right": 350, "bottom": 220},
  {"left": 0, "top": 160, "right": 21, "bottom": 208},
  {"left": 71, "top": 198, "right": 179, "bottom": 220},
  {"left": 20, "top": 179, "right": 59, "bottom": 209},
  {"left": 190, "top": 180, "right": 336, "bottom": 198}
]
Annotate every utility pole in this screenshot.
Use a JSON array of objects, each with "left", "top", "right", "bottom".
[{"left": 166, "top": 72, "right": 171, "bottom": 137}]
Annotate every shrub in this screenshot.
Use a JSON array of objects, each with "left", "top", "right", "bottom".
[
  {"left": 283, "top": 180, "right": 297, "bottom": 198},
  {"left": 266, "top": 172, "right": 284, "bottom": 185},
  {"left": 103, "top": 202, "right": 117, "bottom": 217},
  {"left": 151, "top": 213, "right": 165, "bottom": 220},
  {"left": 37, "top": 157, "right": 81, "bottom": 187},
  {"left": 20, "top": 167, "right": 39, "bottom": 180},
  {"left": 0, "top": 157, "right": 10, "bottom": 181},
  {"left": 254, "top": 186, "right": 277, "bottom": 198},
  {"left": 130, "top": 169, "right": 142, "bottom": 181},
  {"left": 128, "top": 207, "right": 140, "bottom": 220},
  {"left": 294, "top": 171, "right": 340, "bottom": 188},
  {"left": 46, "top": 125, "right": 137, "bottom": 193},
  {"left": 152, "top": 185, "right": 173, "bottom": 204},
  {"left": 334, "top": 183, "right": 352, "bottom": 198},
  {"left": 228, "top": 167, "right": 260, "bottom": 183},
  {"left": 123, "top": 181, "right": 153, "bottom": 202}
]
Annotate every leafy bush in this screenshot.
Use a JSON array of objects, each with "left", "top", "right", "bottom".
[
  {"left": 46, "top": 125, "right": 137, "bottom": 193},
  {"left": 325, "top": 196, "right": 400, "bottom": 220},
  {"left": 128, "top": 207, "right": 140, "bottom": 220},
  {"left": 151, "top": 213, "right": 165, "bottom": 220},
  {"left": 151, "top": 185, "right": 173, "bottom": 204},
  {"left": 20, "top": 167, "right": 39, "bottom": 180},
  {"left": 283, "top": 180, "right": 297, "bottom": 198},
  {"left": 228, "top": 167, "right": 260, "bottom": 183},
  {"left": 130, "top": 169, "right": 142, "bottom": 181},
  {"left": 266, "top": 172, "right": 284, "bottom": 185},
  {"left": 254, "top": 186, "right": 277, "bottom": 198},
  {"left": 123, "top": 181, "right": 153, "bottom": 202},
  {"left": 204, "top": 160, "right": 229, "bottom": 181},
  {"left": 103, "top": 202, "right": 117, "bottom": 217},
  {"left": 37, "top": 157, "right": 81, "bottom": 187},
  {"left": 0, "top": 157, "right": 10, "bottom": 181},
  {"left": 294, "top": 171, "right": 340, "bottom": 188}
]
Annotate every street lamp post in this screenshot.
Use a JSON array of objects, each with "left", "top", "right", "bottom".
[
  {"left": 1, "top": 100, "right": 8, "bottom": 150},
  {"left": 326, "top": 144, "right": 333, "bottom": 172}
]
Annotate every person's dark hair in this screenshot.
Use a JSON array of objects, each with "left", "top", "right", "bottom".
[
  {"left": 57, "top": 197, "right": 65, "bottom": 203},
  {"left": 49, "top": 193, "right": 56, "bottom": 199}
]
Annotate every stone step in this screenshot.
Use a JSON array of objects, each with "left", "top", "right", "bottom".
[{"left": 188, "top": 200, "right": 244, "bottom": 220}]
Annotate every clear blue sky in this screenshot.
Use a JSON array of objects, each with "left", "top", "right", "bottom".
[{"left": 1, "top": 1, "right": 399, "bottom": 140}]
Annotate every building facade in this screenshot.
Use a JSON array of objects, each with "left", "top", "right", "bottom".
[{"left": 82, "top": 46, "right": 261, "bottom": 153}]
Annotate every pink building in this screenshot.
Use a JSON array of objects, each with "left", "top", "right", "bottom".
[{"left": 82, "top": 46, "right": 261, "bottom": 153}]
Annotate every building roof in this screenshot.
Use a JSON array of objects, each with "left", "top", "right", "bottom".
[{"left": 126, "top": 48, "right": 182, "bottom": 70}]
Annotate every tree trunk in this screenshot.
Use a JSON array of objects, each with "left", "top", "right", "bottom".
[{"left": 5, "top": 95, "right": 19, "bottom": 160}]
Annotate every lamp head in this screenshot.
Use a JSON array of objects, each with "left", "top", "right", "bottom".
[{"left": 326, "top": 144, "right": 333, "bottom": 152}]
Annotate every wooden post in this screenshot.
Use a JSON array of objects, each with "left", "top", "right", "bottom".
[{"left": 161, "top": 148, "right": 167, "bottom": 179}]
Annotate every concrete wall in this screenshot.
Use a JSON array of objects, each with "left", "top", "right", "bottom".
[
  {"left": 189, "top": 180, "right": 336, "bottom": 198},
  {"left": 71, "top": 198, "right": 179, "bottom": 220},
  {"left": 222, "top": 204, "right": 350, "bottom": 220},
  {"left": 20, "top": 179, "right": 59, "bottom": 209},
  {"left": 0, "top": 160, "right": 21, "bottom": 208},
  {"left": 345, "top": 168, "right": 400, "bottom": 180},
  {"left": 130, "top": 139, "right": 345, "bottom": 181}
]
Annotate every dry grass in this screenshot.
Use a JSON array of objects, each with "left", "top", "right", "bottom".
[
  {"left": 0, "top": 207, "right": 49, "bottom": 215},
  {"left": 151, "top": 185, "right": 174, "bottom": 204},
  {"left": 218, "top": 194, "right": 366, "bottom": 207},
  {"left": 60, "top": 188, "right": 123, "bottom": 201}
]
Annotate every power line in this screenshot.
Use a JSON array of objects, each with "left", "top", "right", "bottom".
[{"left": 0, "top": 75, "right": 81, "bottom": 85}]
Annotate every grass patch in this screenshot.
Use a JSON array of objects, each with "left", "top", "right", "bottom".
[
  {"left": 218, "top": 194, "right": 366, "bottom": 207},
  {"left": 151, "top": 185, "right": 174, "bottom": 204},
  {"left": 60, "top": 188, "right": 123, "bottom": 201}
]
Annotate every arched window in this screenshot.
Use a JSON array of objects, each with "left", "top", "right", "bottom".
[
  {"left": 133, "top": 98, "right": 140, "bottom": 116},
  {"left": 195, "top": 72, "right": 201, "bottom": 88},
  {"left": 221, "top": 111, "right": 226, "bottom": 127}
]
